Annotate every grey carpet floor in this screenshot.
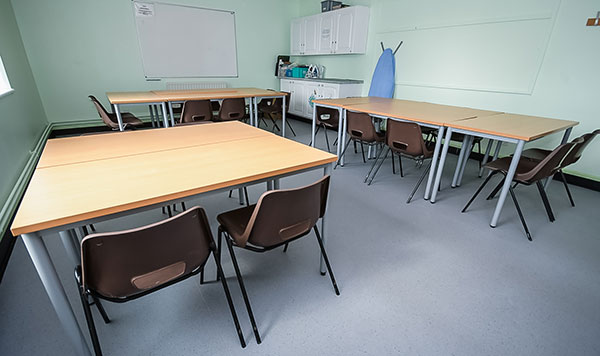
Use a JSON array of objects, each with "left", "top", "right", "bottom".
[{"left": 1, "top": 119, "right": 599, "bottom": 355}]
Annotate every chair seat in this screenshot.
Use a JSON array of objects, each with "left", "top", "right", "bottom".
[
  {"left": 521, "top": 148, "right": 551, "bottom": 161},
  {"left": 484, "top": 156, "right": 540, "bottom": 182},
  {"left": 108, "top": 112, "right": 144, "bottom": 127},
  {"left": 217, "top": 204, "right": 256, "bottom": 246}
]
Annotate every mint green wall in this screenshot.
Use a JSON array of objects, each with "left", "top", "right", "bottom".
[
  {"left": 0, "top": 0, "right": 47, "bottom": 208},
  {"left": 292, "top": 0, "right": 599, "bottom": 181},
  {"left": 11, "top": 0, "right": 297, "bottom": 123}
]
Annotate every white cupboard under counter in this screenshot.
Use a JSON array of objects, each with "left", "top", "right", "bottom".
[{"left": 280, "top": 78, "right": 363, "bottom": 119}]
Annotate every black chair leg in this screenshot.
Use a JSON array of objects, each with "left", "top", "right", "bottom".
[
  {"left": 367, "top": 147, "right": 390, "bottom": 185},
  {"left": 308, "top": 125, "right": 320, "bottom": 146},
  {"left": 283, "top": 243, "right": 289, "bottom": 252},
  {"left": 244, "top": 187, "right": 250, "bottom": 207},
  {"left": 360, "top": 142, "right": 366, "bottom": 163},
  {"left": 89, "top": 224, "right": 96, "bottom": 232},
  {"left": 407, "top": 161, "right": 431, "bottom": 204},
  {"left": 462, "top": 171, "right": 498, "bottom": 212},
  {"left": 212, "top": 250, "right": 247, "bottom": 348},
  {"left": 559, "top": 170, "right": 575, "bottom": 207},
  {"left": 536, "top": 181, "right": 555, "bottom": 222},
  {"left": 181, "top": 201, "right": 187, "bottom": 211},
  {"left": 215, "top": 227, "right": 223, "bottom": 282},
  {"left": 161, "top": 206, "right": 166, "bottom": 214},
  {"left": 364, "top": 146, "right": 387, "bottom": 183},
  {"left": 391, "top": 152, "right": 396, "bottom": 174},
  {"left": 167, "top": 205, "right": 173, "bottom": 218},
  {"left": 509, "top": 186, "right": 532, "bottom": 241},
  {"left": 225, "top": 238, "right": 262, "bottom": 344},
  {"left": 334, "top": 137, "right": 353, "bottom": 169},
  {"left": 486, "top": 177, "right": 505, "bottom": 200},
  {"left": 323, "top": 125, "right": 331, "bottom": 152},
  {"left": 91, "top": 295, "right": 110, "bottom": 324},
  {"left": 353, "top": 141, "right": 357, "bottom": 154},
  {"left": 313, "top": 226, "right": 340, "bottom": 295},
  {"left": 398, "top": 154, "right": 404, "bottom": 177},
  {"left": 285, "top": 119, "right": 297, "bottom": 137},
  {"left": 79, "top": 290, "right": 103, "bottom": 356}
]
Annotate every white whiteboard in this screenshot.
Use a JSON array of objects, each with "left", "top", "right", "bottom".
[{"left": 133, "top": 1, "right": 238, "bottom": 78}]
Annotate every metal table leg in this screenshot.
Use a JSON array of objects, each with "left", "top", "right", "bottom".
[
  {"left": 168, "top": 102, "right": 175, "bottom": 127},
  {"left": 281, "top": 95, "right": 286, "bottom": 137},
  {"left": 113, "top": 104, "right": 124, "bottom": 131},
  {"left": 340, "top": 109, "right": 348, "bottom": 166},
  {"left": 431, "top": 128, "right": 453, "bottom": 203},
  {"left": 248, "top": 97, "right": 254, "bottom": 127},
  {"left": 59, "top": 230, "right": 80, "bottom": 266},
  {"left": 161, "top": 103, "right": 169, "bottom": 128},
  {"left": 335, "top": 107, "right": 343, "bottom": 159},
  {"left": 424, "top": 126, "right": 445, "bottom": 200},
  {"left": 320, "top": 164, "right": 332, "bottom": 274},
  {"left": 479, "top": 139, "right": 494, "bottom": 177},
  {"left": 22, "top": 233, "right": 92, "bottom": 356},
  {"left": 452, "top": 134, "right": 470, "bottom": 188},
  {"left": 490, "top": 140, "right": 525, "bottom": 227},
  {"left": 149, "top": 105, "right": 156, "bottom": 128},
  {"left": 311, "top": 105, "right": 317, "bottom": 147},
  {"left": 456, "top": 135, "right": 475, "bottom": 187}
]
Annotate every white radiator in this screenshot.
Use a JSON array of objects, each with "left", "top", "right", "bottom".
[{"left": 165, "top": 82, "right": 227, "bottom": 90}]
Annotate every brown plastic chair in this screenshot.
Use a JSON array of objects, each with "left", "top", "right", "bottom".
[
  {"left": 310, "top": 106, "right": 341, "bottom": 152},
  {"left": 336, "top": 110, "right": 384, "bottom": 166},
  {"left": 179, "top": 99, "right": 213, "bottom": 123},
  {"left": 216, "top": 98, "right": 247, "bottom": 122},
  {"left": 462, "top": 138, "right": 582, "bottom": 241},
  {"left": 76, "top": 207, "right": 246, "bottom": 355},
  {"left": 88, "top": 95, "right": 144, "bottom": 130},
  {"left": 257, "top": 91, "right": 296, "bottom": 136},
  {"left": 215, "top": 176, "right": 339, "bottom": 344},
  {"left": 365, "top": 120, "right": 434, "bottom": 203},
  {"left": 520, "top": 129, "right": 599, "bottom": 206}
]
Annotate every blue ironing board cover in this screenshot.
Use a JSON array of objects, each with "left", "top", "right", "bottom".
[{"left": 368, "top": 48, "right": 395, "bottom": 98}]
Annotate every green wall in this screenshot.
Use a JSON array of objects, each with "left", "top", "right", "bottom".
[
  {"left": 11, "top": 0, "right": 298, "bottom": 123},
  {"left": 0, "top": 0, "right": 47, "bottom": 210},
  {"left": 292, "top": 0, "right": 599, "bottom": 181}
]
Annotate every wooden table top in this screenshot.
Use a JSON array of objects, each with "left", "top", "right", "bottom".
[
  {"left": 446, "top": 113, "right": 579, "bottom": 141},
  {"left": 344, "top": 99, "right": 501, "bottom": 126},
  {"left": 151, "top": 88, "right": 285, "bottom": 101},
  {"left": 37, "top": 122, "right": 270, "bottom": 168},
  {"left": 106, "top": 91, "right": 164, "bottom": 104},
  {"left": 12, "top": 130, "right": 336, "bottom": 236},
  {"left": 312, "top": 96, "right": 390, "bottom": 108}
]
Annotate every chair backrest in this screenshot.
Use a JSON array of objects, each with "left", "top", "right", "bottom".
[
  {"left": 346, "top": 111, "right": 380, "bottom": 142},
  {"left": 385, "top": 120, "right": 430, "bottom": 157},
  {"left": 560, "top": 129, "right": 599, "bottom": 168},
  {"left": 89, "top": 95, "right": 118, "bottom": 129},
  {"left": 316, "top": 106, "right": 339, "bottom": 126},
  {"left": 81, "top": 207, "right": 213, "bottom": 301},
  {"left": 517, "top": 138, "right": 583, "bottom": 183},
  {"left": 236, "top": 176, "right": 330, "bottom": 248},
  {"left": 180, "top": 100, "right": 213, "bottom": 123},
  {"left": 217, "top": 98, "right": 246, "bottom": 121}
]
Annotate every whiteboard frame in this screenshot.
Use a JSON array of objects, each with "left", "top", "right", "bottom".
[{"left": 132, "top": 1, "right": 239, "bottom": 79}]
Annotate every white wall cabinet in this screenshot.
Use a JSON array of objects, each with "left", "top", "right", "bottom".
[
  {"left": 290, "top": 6, "right": 369, "bottom": 55},
  {"left": 280, "top": 79, "right": 362, "bottom": 119}
]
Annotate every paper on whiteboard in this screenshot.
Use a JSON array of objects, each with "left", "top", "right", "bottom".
[{"left": 135, "top": 2, "right": 154, "bottom": 17}]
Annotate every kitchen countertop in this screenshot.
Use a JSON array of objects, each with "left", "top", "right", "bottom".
[{"left": 278, "top": 76, "right": 363, "bottom": 84}]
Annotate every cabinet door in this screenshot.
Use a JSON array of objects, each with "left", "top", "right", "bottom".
[
  {"left": 280, "top": 79, "right": 291, "bottom": 92},
  {"left": 304, "top": 83, "right": 320, "bottom": 117},
  {"left": 335, "top": 10, "right": 354, "bottom": 53},
  {"left": 289, "top": 82, "right": 305, "bottom": 116},
  {"left": 318, "top": 14, "right": 336, "bottom": 54},
  {"left": 290, "top": 19, "right": 304, "bottom": 55},
  {"left": 304, "top": 16, "right": 319, "bottom": 55},
  {"left": 319, "top": 84, "right": 338, "bottom": 99}
]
